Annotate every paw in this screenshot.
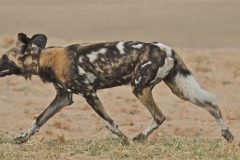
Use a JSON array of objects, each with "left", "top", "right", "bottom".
[
  {"left": 221, "top": 129, "right": 234, "bottom": 143},
  {"left": 120, "top": 134, "right": 130, "bottom": 146},
  {"left": 121, "top": 139, "right": 130, "bottom": 146},
  {"left": 13, "top": 135, "right": 29, "bottom": 144},
  {"left": 133, "top": 133, "right": 147, "bottom": 142}
]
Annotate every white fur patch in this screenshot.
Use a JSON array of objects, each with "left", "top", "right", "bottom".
[
  {"left": 85, "top": 72, "right": 97, "bottom": 83},
  {"left": 135, "top": 77, "right": 142, "bottom": 84},
  {"left": 79, "top": 56, "right": 83, "bottom": 63},
  {"left": 98, "top": 48, "right": 107, "bottom": 54},
  {"left": 22, "top": 120, "right": 39, "bottom": 137},
  {"left": 141, "top": 61, "right": 152, "bottom": 69},
  {"left": 132, "top": 43, "right": 143, "bottom": 49},
  {"left": 87, "top": 51, "right": 98, "bottom": 63},
  {"left": 102, "top": 119, "right": 120, "bottom": 134},
  {"left": 87, "top": 48, "right": 107, "bottom": 63},
  {"left": 32, "top": 44, "right": 38, "bottom": 48},
  {"left": 116, "top": 42, "right": 125, "bottom": 54},
  {"left": 57, "top": 83, "right": 63, "bottom": 88},
  {"left": 150, "top": 57, "right": 174, "bottom": 83},
  {"left": 78, "top": 66, "right": 97, "bottom": 83},
  {"left": 174, "top": 73, "right": 216, "bottom": 105},
  {"left": 92, "top": 92, "right": 97, "bottom": 97},
  {"left": 153, "top": 43, "right": 172, "bottom": 57},
  {"left": 216, "top": 118, "right": 228, "bottom": 130},
  {"left": 78, "top": 66, "right": 86, "bottom": 75},
  {"left": 142, "top": 120, "right": 159, "bottom": 136},
  {"left": 78, "top": 93, "right": 83, "bottom": 97}
]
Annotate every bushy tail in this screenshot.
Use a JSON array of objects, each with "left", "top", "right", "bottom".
[{"left": 171, "top": 50, "right": 216, "bottom": 105}]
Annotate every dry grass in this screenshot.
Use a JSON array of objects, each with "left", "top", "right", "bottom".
[{"left": 0, "top": 133, "right": 239, "bottom": 160}]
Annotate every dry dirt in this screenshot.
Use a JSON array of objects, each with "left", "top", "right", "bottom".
[{"left": 0, "top": 1, "right": 240, "bottom": 143}]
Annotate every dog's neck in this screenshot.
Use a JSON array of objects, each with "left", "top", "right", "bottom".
[
  {"left": 22, "top": 47, "right": 41, "bottom": 79},
  {"left": 31, "top": 47, "right": 41, "bottom": 75}
]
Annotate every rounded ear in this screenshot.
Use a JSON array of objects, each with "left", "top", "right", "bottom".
[
  {"left": 17, "top": 33, "right": 29, "bottom": 46},
  {"left": 16, "top": 33, "right": 29, "bottom": 53},
  {"left": 30, "top": 34, "right": 47, "bottom": 49}
]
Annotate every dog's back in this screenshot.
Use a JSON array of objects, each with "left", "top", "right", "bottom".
[
  {"left": 57, "top": 41, "right": 167, "bottom": 91},
  {"left": 67, "top": 42, "right": 144, "bottom": 89}
]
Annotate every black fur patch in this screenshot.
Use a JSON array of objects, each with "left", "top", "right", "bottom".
[{"left": 171, "top": 50, "right": 191, "bottom": 76}]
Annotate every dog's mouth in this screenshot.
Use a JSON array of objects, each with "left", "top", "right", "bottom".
[{"left": 0, "top": 69, "right": 10, "bottom": 75}]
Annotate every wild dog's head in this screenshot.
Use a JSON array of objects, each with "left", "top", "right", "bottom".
[{"left": 0, "top": 33, "right": 47, "bottom": 78}]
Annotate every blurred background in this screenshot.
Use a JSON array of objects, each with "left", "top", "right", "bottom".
[
  {"left": 1, "top": 1, "right": 240, "bottom": 147},
  {"left": 0, "top": 0, "right": 239, "bottom": 49}
]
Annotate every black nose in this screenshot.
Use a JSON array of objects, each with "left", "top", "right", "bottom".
[{"left": 2, "top": 54, "right": 8, "bottom": 60}]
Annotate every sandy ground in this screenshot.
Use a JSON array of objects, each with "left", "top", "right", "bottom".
[{"left": 0, "top": 1, "right": 240, "bottom": 143}]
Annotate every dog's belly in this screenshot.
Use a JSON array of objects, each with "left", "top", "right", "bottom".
[{"left": 94, "top": 71, "right": 134, "bottom": 90}]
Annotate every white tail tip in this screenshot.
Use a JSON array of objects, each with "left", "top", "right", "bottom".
[{"left": 175, "top": 73, "right": 216, "bottom": 105}]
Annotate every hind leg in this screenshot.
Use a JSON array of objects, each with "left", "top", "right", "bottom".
[
  {"left": 204, "top": 103, "right": 233, "bottom": 142},
  {"left": 132, "top": 86, "right": 165, "bottom": 141},
  {"left": 164, "top": 76, "right": 234, "bottom": 142},
  {"left": 85, "top": 92, "right": 129, "bottom": 145},
  {"left": 131, "top": 56, "right": 175, "bottom": 141}
]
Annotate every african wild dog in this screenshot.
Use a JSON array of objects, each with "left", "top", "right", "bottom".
[{"left": 0, "top": 33, "right": 234, "bottom": 145}]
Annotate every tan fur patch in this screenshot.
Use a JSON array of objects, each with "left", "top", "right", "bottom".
[
  {"left": 164, "top": 79, "right": 188, "bottom": 101},
  {"left": 39, "top": 48, "right": 71, "bottom": 83},
  {"left": 137, "top": 87, "right": 153, "bottom": 106},
  {"left": 5, "top": 49, "right": 22, "bottom": 67},
  {"left": 173, "top": 50, "right": 188, "bottom": 71},
  {"left": 104, "top": 42, "right": 117, "bottom": 47},
  {"left": 133, "top": 86, "right": 165, "bottom": 123},
  {"left": 139, "top": 47, "right": 150, "bottom": 63},
  {"left": 95, "top": 66, "right": 104, "bottom": 73},
  {"left": 23, "top": 55, "right": 32, "bottom": 66},
  {"left": 161, "top": 47, "right": 167, "bottom": 53},
  {"left": 78, "top": 43, "right": 95, "bottom": 49}
]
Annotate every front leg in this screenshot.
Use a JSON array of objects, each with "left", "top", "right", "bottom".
[{"left": 13, "top": 88, "right": 73, "bottom": 144}]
